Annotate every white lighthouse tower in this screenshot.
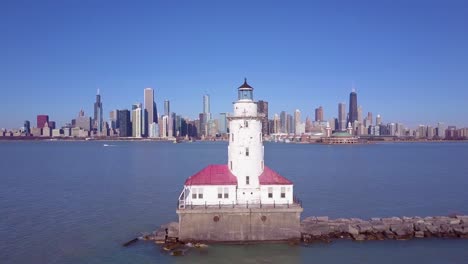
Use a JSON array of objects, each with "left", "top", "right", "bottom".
[
  {"left": 176, "top": 79, "right": 302, "bottom": 242},
  {"left": 228, "top": 78, "right": 264, "bottom": 204}
]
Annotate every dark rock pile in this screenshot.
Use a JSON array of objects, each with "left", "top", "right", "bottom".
[{"left": 301, "top": 215, "right": 468, "bottom": 243}]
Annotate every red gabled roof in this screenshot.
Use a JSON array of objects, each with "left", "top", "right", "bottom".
[
  {"left": 184, "top": 165, "right": 237, "bottom": 186},
  {"left": 184, "top": 164, "right": 293, "bottom": 186},
  {"left": 259, "top": 166, "right": 293, "bottom": 185}
]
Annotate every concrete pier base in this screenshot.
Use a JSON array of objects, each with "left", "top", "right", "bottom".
[{"left": 176, "top": 206, "right": 303, "bottom": 242}]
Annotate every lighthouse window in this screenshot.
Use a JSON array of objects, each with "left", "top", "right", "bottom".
[
  {"left": 246, "top": 176, "right": 250, "bottom": 185},
  {"left": 230, "top": 161, "right": 233, "bottom": 170},
  {"left": 281, "top": 187, "right": 286, "bottom": 198},
  {"left": 246, "top": 147, "right": 249, "bottom": 156},
  {"left": 218, "top": 187, "right": 223, "bottom": 199},
  {"left": 245, "top": 121, "right": 249, "bottom": 127},
  {"left": 268, "top": 187, "right": 273, "bottom": 198},
  {"left": 198, "top": 188, "right": 204, "bottom": 199},
  {"left": 192, "top": 189, "right": 197, "bottom": 199},
  {"left": 232, "top": 133, "right": 234, "bottom": 142},
  {"left": 224, "top": 188, "right": 229, "bottom": 198}
]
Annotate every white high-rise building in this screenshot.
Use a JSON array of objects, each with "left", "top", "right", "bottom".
[
  {"left": 132, "top": 103, "right": 143, "bottom": 138},
  {"left": 294, "top": 109, "right": 302, "bottom": 135}
]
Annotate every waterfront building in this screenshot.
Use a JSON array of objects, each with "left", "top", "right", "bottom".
[
  {"left": 24, "top": 120, "right": 30, "bottom": 135},
  {"left": 294, "top": 109, "right": 301, "bottom": 135},
  {"left": 257, "top": 100, "right": 269, "bottom": 135},
  {"left": 149, "top": 122, "right": 159, "bottom": 138},
  {"left": 176, "top": 79, "right": 302, "bottom": 241},
  {"left": 62, "top": 127, "right": 71, "bottom": 137},
  {"left": 357, "top": 106, "right": 363, "bottom": 123},
  {"left": 144, "top": 88, "right": 158, "bottom": 135},
  {"left": 376, "top": 114, "right": 382, "bottom": 125},
  {"left": 94, "top": 89, "right": 103, "bottom": 133},
  {"left": 273, "top": 114, "right": 280, "bottom": 134},
  {"left": 436, "top": 122, "right": 446, "bottom": 139},
  {"left": 322, "top": 130, "right": 358, "bottom": 144},
  {"left": 48, "top": 121, "right": 56, "bottom": 129},
  {"left": 348, "top": 90, "right": 358, "bottom": 125},
  {"left": 280, "top": 111, "right": 287, "bottom": 133},
  {"left": 338, "top": 103, "right": 346, "bottom": 131},
  {"left": 218, "top": 113, "right": 228, "bottom": 134},
  {"left": 117, "top": 110, "right": 131, "bottom": 137},
  {"left": 161, "top": 115, "right": 168, "bottom": 138},
  {"left": 42, "top": 122, "right": 52, "bottom": 137},
  {"left": 132, "top": 103, "right": 143, "bottom": 138},
  {"left": 36, "top": 115, "right": 49, "bottom": 129},
  {"left": 203, "top": 94, "right": 212, "bottom": 121},
  {"left": 76, "top": 110, "right": 92, "bottom": 131},
  {"left": 31, "top": 127, "right": 42, "bottom": 136},
  {"left": 287, "top": 114, "right": 294, "bottom": 134},
  {"left": 315, "top": 106, "right": 324, "bottom": 122},
  {"left": 367, "top": 112, "right": 373, "bottom": 126},
  {"left": 109, "top": 110, "right": 119, "bottom": 129},
  {"left": 52, "top": 129, "right": 62, "bottom": 137},
  {"left": 164, "top": 100, "right": 170, "bottom": 116}
]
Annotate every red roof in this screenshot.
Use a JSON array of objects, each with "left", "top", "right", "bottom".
[
  {"left": 184, "top": 164, "right": 292, "bottom": 186},
  {"left": 259, "top": 166, "right": 293, "bottom": 185},
  {"left": 184, "top": 165, "right": 237, "bottom": 186}
]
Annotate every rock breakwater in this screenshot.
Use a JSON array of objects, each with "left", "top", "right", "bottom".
[{"left": 301, "top": 215, "right": 468, "bottom": 243}]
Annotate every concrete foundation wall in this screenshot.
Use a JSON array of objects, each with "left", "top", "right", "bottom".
[{"left": 176, "top": 207, "right": 303, "bottom": 241}]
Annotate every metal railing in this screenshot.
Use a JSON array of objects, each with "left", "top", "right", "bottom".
[{"left": 177, "top": 196, "right": 302, "bottom": 210}]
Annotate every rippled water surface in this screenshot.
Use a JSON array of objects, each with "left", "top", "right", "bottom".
[{"left": 1, "top": 141, "right": 468, "bottom": 263}]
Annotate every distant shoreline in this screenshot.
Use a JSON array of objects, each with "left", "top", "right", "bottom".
[{"left": 0, "top": 136, "right": 467, "bottom": 144}]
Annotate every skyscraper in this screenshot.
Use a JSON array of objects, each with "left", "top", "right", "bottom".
[
  {"left": 338, "top": 103, "right": 346, "bottom": 131},
  {"left": 376, "top": 114, "right": 382, "bottom": 125},
  {"left": 203, "top": 94, "right": 212, "bottom": 121},
  {"left": 218, "top": 113, "right": 228, "bottom": 134},
  {"left": 164, "top": 100, "right": 170, "bottom": 116},
  {"left": 315, "top": 106, "right": 323, "bottom": 122},
  {"left": 287, "top": 114, "right": 294, "bottom": 134},
  {"left": 132, "top": 103, "right": 143, "bottom": 138},
  {"left": 357, "top": 105, "right": 363, "bottom": 123},
  {"left": 117, "top": 110, "right": 131, "bottom": 137},
  {"left": 37, "top": 115, "right": 49, "bottom": 129},
  {"left": 24, "top": 120, "right": 30, "bottom": 135},
  {"left": 144, "top": 88, "right": 158, "bottom": 136},
  {"left": 94, "top": 89, "right": 103, "bottom": 133},
  {"left": 294, "top": 109, "right": 301, "bottom": 135},
  {"left": 203, "top": 94, "right": 210, "bottom": 115},
  {"left": 348, "top": 90, "right": 358, "bottom": 125},
  {"left": 280, "top": 111, "right": 287, "bottom": 133},
  {"left": 109, "top": 110, "right": 119, "bottom": 129},
  {"left": 257, "top": 100, "right": 269, "bottom": 135}
]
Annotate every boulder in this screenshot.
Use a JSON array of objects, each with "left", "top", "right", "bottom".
[
  {"left": 372, "top": 224, "right": 389, "bottom": 233},
  {"left": 351, "top": 234, "right": 367, "bottom": 241},
  {"left": 358, "top": 223, "right": 373, "bottom": 233},
  {"left": 316, "top": 216, "right": 329, "bottom": 222},
  {"left": 415, "top": 231, "right": 425, "bottom": 238},
  {"left": 346, "top": 225, "right": 360, "bottom": 236}
]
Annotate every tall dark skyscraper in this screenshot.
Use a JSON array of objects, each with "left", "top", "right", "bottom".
[
  {"left": 24, "top": 120, "right": 30, "bottom": 135},
  {"left": 94, "top": 89, "right": 103, "bottom": 132},
  {"left": 257, "top": 100, "right": 269, "bottom": 135},
  {"left": 164, "top": 100, "right": 170, "bottom": 116},
  {"left": 280, "top": 111, "right": 287, "bottom": 133},
  {"left": 117, "top": 110, "right": 131, "bottom": 137},
  {"left": 348, "top": 89, "right": 358, "bottom": 125}
]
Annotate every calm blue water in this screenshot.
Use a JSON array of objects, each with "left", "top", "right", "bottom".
[{"left": 1, "top": 141, "right": 468, "bottom": 263}]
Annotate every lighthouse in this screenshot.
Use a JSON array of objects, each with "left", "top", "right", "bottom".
[{"left": 176, "top": 79, "right": 302, "bottom": 242}]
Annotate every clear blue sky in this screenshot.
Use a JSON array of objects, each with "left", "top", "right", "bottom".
[{"left": 1, "top": 0, "right": 468, "bottom": 129}]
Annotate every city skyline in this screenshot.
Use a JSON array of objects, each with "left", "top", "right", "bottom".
[{"left": 1, "top": 1, "right": 468, "bottom": 128}]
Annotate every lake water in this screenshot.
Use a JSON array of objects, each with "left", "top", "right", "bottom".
[{"left": 1, "top": 141, "right": 468, "bottom": 263}]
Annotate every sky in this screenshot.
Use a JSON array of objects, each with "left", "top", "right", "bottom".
[{"left": 1, "top": 0, "right": 468, "bottom": 129}]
